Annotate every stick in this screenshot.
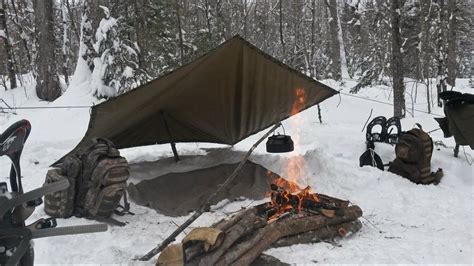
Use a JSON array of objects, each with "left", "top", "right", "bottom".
[{"left": 139, "top": 123, "right": 283, "bottom": 261}]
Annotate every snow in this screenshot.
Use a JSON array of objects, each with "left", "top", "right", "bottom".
[{"left": 0, "top": 78, "right": 472, "bottom": 264}]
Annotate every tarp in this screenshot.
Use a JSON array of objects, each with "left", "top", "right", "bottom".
[
  {"left": 436, "top": 91, "right": 474, "bottom": 149},
  {"left": 436, "top": 104, "right": 474, "bottom": 149},
  {"left": 127, "top": 160, "right": 278, "bottom": 216},
  {"left": 56, "top": 35, "right": 337, "bottom": 164}
]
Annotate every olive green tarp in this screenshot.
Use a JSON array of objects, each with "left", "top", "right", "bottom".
[
  {"left": 55, "top": 35, "right": 337, "bottom": 164},
  {"left": 437, "top": 104, "right": 474, "bottom": 149}
]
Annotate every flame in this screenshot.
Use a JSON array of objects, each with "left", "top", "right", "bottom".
[
  {"left": 291, "top": 88, "right": 306, "bottom": 116},
  {"left": 265, "top": 88, "right": 323, "bottom": 222},
  {"left": 267, "top": 177, "right": 320, "bottom": 222},
  {"left": 284, "top": 88, "right": 308, "bottom": 185}
]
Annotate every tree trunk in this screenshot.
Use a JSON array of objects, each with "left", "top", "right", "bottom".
[
  {"left": 0, "top": 0, "right": 17, "bottom": 90},
  {"left": 436, "top": 0, "right": 447, "bottom": 107},
  {"left": 61, "top": 0, "right": 70, "bottom": 86},
  {"left": 204, "top": 0, "right": 213, "bottom": 45},
  {"left": 175, "top": 0, "right": 184, "bottom": 65},
  {"left": 391, "top": 0, "right": 405, "bottom": 118},
  {"left": 419, "top": 0, "right": 431, "bottom": 113},
  {"left": 278, "top": 0, "right": 286, "bottom": 59},
  {"left": 446, "top": 0, "right": 456, "bottom": 87},
  {"left": 9, "top": 0, "right": 33, "bottom": 76},
  {"left": 326, "top": 0, "right": 342, "bottom": 80},
  {"left": 336, "top": 1, "right": 350, "bottom": 79},
  {"left": 34, "top": 0, "right": 61, "bottom": 101}
]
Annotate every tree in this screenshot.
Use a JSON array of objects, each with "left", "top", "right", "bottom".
[
  {"left": 446, "top": 0, "right": 457, "bottom": 87},
  {"left": 34, "top": 0, "right": 61, "bottom": 101},
  {"left": 78, "top": 0, "right": 99, "bottom": 73},
  {"left": 61, "top": 0, "right": 71, "bottom": 86},
  {"left": 91, "top": 6, "right": 147, "bottom": 98},
  {"left": 416, "top": 0, "right": 433, "bottom": 113},
  {"left": 325, "top": 0, "right": 341, "bottom": 80},
  {"left": 325, "top": 0, "right": 349, "bottom": 81},
  {"left": 391, "top": 0, "right": 405, "bottom": 118},
  {"left": 0, "top": 0, "right": 17, "bottom": 89},
  {"left": 436, "top": 0, "right": 447, "bottom": 107}
]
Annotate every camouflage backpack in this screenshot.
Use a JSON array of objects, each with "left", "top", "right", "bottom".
[
  {"left": 388, "top": 124, "right": 443, "bottom": 184},
  {"left": 44, "top": 138, "right": 131, "bottom": 225}
]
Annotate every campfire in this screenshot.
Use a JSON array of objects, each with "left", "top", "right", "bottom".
[
  {"left": 153, "top": 88, "right": 363, "bottom": 265},
  {"left": 156, "top": 175, "right": 363, "bottom": 265},
  {"left": 264, "top": 177, "right": 348, "bottom": 222}
]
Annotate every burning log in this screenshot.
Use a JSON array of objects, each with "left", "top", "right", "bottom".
[{"left": 157, "top": 177, "right": 363, "bottom": 266}]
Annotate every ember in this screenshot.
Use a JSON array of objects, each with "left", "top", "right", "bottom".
[{"left": 264, "top": 177, "right": 349, "bottom": 222}]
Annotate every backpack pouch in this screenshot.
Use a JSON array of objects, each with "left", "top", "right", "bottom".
[
  {"left": 92, "top": 157, "right": 129, "bottom": 186},
  {"left": 85, "top": 183, "right": 127, "bottom": 217},
  {"left": 43, "top": 168, "right": 75, "bottom": 218},
  {"left": 388, "top": 158, "right": 421, "bottom": 183},
  {"left": 395, "top": 133, "right": 423, "bottom": 163}
]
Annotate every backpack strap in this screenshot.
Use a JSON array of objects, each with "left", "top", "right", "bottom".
[
  {"left": 95, "top": 216, "right": 127, "bottom": 227},
  {"left": 114, "top": 192, "right": 135, "bottom": 216},
  {"left": 419, "top": 168, "right": 443, "bottom": 185}
]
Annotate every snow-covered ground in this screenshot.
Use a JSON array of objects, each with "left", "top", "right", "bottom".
[{"left": 0, "top": 78, "right": 472, "bottom": 264}]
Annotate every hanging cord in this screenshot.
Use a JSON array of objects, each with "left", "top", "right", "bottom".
[
  {"left": 1, "top": 105, "right": 92, "bottom": 110},
  {"left": 370, "top": 149, "right": 377, "bottom": 167},
  {"left": 339, "top": 91, "right": 443, "bottom": 117},
  {"left": 434, "top": 141, "right": 454, "bottom": 149},
  {"left": 281, "top": 123, "right": 286, "bottom": 135},
  {"left": 361, "top": 108, "right": 373, "bottom": 132},
  {"left": 336, "top": 90, "right": 342, "bottom": 108},
  {"left": 462, "top": 146, "right": 473, "bottom": 166}
]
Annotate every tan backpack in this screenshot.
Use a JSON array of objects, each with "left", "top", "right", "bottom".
[
  {"left": 44, "top": 138, "right": 131, "bottom": 225},
  {"left": 388, "top": 125, "right": 443, "bottom": 184}
]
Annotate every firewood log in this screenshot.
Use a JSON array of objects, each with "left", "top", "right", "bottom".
[
  {"left": 250, "top": 254, "right": 289, "bottom": 266},
  {"left": 185, "top": 208, "right": 266, "bottom": 265},
  {"left": 215, "top": 205, "right": 362, "bottom": 266},
  {"left": 270, "top": 219, "right": 362, "bottom": 248}
]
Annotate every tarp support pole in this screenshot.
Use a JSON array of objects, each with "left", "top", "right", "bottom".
[{"left": 160, "top": 111, "right": 180, "bottom": 162}]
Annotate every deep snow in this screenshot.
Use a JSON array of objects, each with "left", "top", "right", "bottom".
[{"left": 0, "top": 78, "right": 472, "bottom": 264}]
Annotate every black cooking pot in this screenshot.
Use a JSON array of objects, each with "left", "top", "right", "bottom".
[{"left": 266, "top": 134, "right": 294, "bottom": 153}]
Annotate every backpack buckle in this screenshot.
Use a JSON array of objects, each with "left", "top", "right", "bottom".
[{"left": 32, "top": 218, "right": 58, "bottom": 230}]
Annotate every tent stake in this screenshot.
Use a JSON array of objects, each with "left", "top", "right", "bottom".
[
  {"left": 160, "top": 111, "right": 180, "bottom": 162},
  {"left": 138, "top": 122, "right": 282, "bottom": 261}
]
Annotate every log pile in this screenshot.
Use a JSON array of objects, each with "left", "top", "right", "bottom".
[{"left": 156, "top": 190, "right": 363, "bottom": 266}]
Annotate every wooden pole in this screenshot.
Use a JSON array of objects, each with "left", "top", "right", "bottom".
[
  {"left": 160, "top": 111, "right": 180, "bottom": 162},
  {"left": 139, "top": 122, "right": 283, "bottom": 261}
]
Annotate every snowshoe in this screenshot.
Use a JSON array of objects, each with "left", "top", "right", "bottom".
[
  {"left": 384, "top": 117, "right": 403, "bottom": 144},
  {"left": 359, "top": 148, "right": 384, "bottom": 171},
  {"left": 366, "top": 116, "right": 387, "bottom": 143}
]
